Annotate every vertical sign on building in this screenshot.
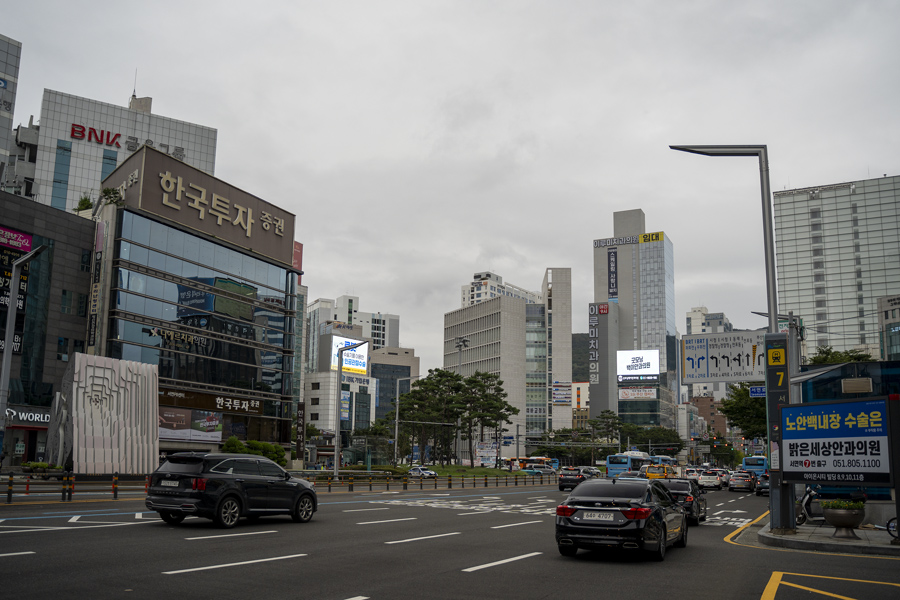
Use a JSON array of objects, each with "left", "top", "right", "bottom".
[
  {"left": 765, "top": 333, "right": 790, "bottom": 471},
  {"left": 588, "top": 303, "right": 608, "bottom": 385},
  {"left": 607, "top": 249, "right": 618, "bottom": 300}
]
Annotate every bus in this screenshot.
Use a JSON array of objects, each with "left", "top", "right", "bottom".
[
  {"left": 651, "top": 455, "right": 677, "bottom": 467},
  {"left": 605, "top": 451, "right": 652, "bottom": 478},
  {"left": 504, "top": 456, "right": 560, "bottom": 471},
  {"left": 741, "top": 455, "right": 768, "bottom": 478}
]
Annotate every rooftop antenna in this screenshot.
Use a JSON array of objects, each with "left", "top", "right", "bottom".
[{"left": 132, "top": 69, "right": 138, "bottom": 98}]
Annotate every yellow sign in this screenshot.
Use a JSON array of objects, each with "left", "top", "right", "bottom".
[
  {"left": 767, "top": 348, "right": 786, "bottom": 366},
  {"left": 639, "top": 232, "right": 664, "bottom": 243}
]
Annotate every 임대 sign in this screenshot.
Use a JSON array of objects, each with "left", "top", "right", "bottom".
[{"left": 781, "top": 398, "right": 891, "bottom": 486}]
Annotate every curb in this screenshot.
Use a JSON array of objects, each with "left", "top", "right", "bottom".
[{"left": 757, "top": 524, "right": 900, "bottom": 557}]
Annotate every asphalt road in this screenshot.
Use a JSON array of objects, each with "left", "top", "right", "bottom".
[{"left": 1, "top": 484, "right": 898, "bottom": 599}]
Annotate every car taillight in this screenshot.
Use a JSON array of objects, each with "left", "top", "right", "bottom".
[
  {"left": 685, "top": 495, "right": 694, "bottom": 502},
  {"left": 192, "top": 478, "right": 208, "bottom": 491},
  {"left": 556, "top": 505, "right": 577, "bottom": 517},
  {"left": 621, "top": 507, "right": 652, "bottom": 520}
]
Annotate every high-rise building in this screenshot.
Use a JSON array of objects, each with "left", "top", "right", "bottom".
[
  {"left": 0, "top": 34, "right": 22, "bottom": 184},
  {"left": 5, "top": 89, "right": 216, "bottom": 211},
  {"left": 774, "top": 175, "right": 900, "bottom": 359},
  {"left": 461, "top": 271, "right": 542, "bottom": 307},
  {"left": 684, "top": 306, "right": 733, "bottom": 401},
  {"left": 369, "top": 347, "right": 420, "bottom": 422},
  {"left": 444, "top": 268, "right": 571, "bottom": 449},
  {"left": 590, "top": 209, "right": 676, "bottom": 429},
  {"left": 305, "top": 295, "right": 399, "bottom": 371}
]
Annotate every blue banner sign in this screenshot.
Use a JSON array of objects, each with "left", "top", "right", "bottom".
[
  {"left": 749, "top": 386, "right": 766, "bottom": 398},
  {"left": 781, "top": 398, "right": 891, "bottom": 485}
]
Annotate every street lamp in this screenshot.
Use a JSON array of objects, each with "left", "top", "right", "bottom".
[
  {"left": 0, "top": 245, "right": 48, "bottom": 464},
  {"left": 453, "top": 336, "right": 468, "bottom": 465},
  {"left": 333, "top": 340, "right": 367, "bottom": 482},
  {"left": 669, "top": 144, "right": 793, "bottom": 533}
]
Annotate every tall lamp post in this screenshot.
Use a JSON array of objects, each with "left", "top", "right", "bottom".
[
  {"left": 0, "top": 245, "right": 48, "bottom": 464},
  {"left": 669, "top": 144, "right": 794, "bottom": 533},
  {"left": 333, "top": 340, "right": 367, "bottom": 482},
  {"left": 394, "top": 375, "right": 421, "bottom": 466},
  {"left": 453, "top": 336, "right": 468, "bottom": 465}
]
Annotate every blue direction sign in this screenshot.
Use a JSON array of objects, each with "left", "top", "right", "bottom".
[{"left": 750, "top": 386, "right": 766, "bottom": 398}]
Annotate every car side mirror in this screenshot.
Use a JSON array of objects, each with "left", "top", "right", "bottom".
[{"left": 285, "top": 472, "right": 292, "bottom": 480}]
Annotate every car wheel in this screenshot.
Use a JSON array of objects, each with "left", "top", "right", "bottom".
[
  {"left": 214, "top": 496, "right": 242, "bottom": 528},
  {"left": 559, "top": 486, "right": 566, "bottom": 492},
  {"left": 650, "top": 527, "right": 667, "bottom": 561},
  {"left": 755, "top": 490, "right": 761, "bottom": 496},
  {"left": 160, "top": 512, "right": 185, "bottom": 525},
  {"left": 292, "top": 495, "right": 315, "bottom": 523},
  {"left": 675, "top": 519, "right": 688, "bottom": 548},
  {"left": 558, "top": 544, "right": 577, "bottom": 557}
]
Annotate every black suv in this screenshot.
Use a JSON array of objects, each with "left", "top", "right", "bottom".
[
  {"left": 658, "top": 477, "right": 707, "bottom": 525},
  {"left": 559, "top": 466, "right": 592, "bottom": 491},
  {"left": 146, "top": 453, "right": 317, "bottom": 528}
]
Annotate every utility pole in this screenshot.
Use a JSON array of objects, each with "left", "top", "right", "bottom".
[{"left": 454, "top": 336, "right": 469, "bottom": 466}]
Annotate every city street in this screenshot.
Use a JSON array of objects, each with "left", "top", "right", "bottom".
[{"left": 1, "top": 484, "right": 898, "bottom": 599}]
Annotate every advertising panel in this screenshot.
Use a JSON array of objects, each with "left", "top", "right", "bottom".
[
  {"left": 618, "top": 387, "right": 658, "bottom": 400},
  {"left": 681, "top": 331, "right": 766, "bottom": 385},
  {"left": 158, "top": 406, "right": 223, "bottom": 442},
  {"left": 551, "top": 382, "right": 572, "bottom": 406},
  {"left": 587, "top": 303, "right": 606, "bottom": 386},
  {"left": 331, "top": 336, "right": 369, "bottom": 375},
  {"left": 616, "top": 349, "right": 659, "bottom": 384},
  {"left": 781, "top": 398, "right": 891, "bottom": 486},
  {"left": 341, "top": 390, "right": 351, "bottom": 421},
  {"left": 0, "top": 225, "right": 33, "bottom": 353},
  {"left": 607, "top": 248, "right": 618, "bottom": 299}
]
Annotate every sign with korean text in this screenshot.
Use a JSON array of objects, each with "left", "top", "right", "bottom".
[
  {"left": 781, "top": 398, "right": 891, "bottom": 486},
  {"left": 106, "top": 146, "right": 296, "bottom": 267},
  {"left": 158, "top": 388, "right": 263, "bottom": 415},
  {"left": 331, "top": 336, "right": 369, "bottom": 375},
  {"left": 681, "top": 331, "right": 766, "bottom": 385},
  {"left": 618, "top": 387, "right": 658, "bottom": 400},
  {"left": 616, "top": 349, "right": 659, "bottom": 383},
  {"left": 607, "top": 248, "right": 618, "bottom": 299},
  {"left": 765, "top": 333, "right": 790, "bottom": 471}
]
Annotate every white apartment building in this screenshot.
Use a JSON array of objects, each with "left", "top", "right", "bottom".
[{"left": 461, "top": 271, "right": 542, "bottom": 307}]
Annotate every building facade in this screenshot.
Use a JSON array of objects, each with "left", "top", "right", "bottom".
[
  {"left": 878, "top": 294, "right": 900, "bottom": 361},
  {"left": 774, "top": 175, "right": 900, "bottom": 359},
  {"left": 6, "top": 89, "right": 216, "bottom": 211},
  {"left": 306, "top": 295, "right": 399, "bottom": 370},
  {"left": 684, "top": 306, "right": 733, "bottom": 401},
  {"left": 591, "top": 209, "right": 676, "bottom": 429},
  {"left": 0, "top": 190, "right": 95, "bottom": 466},
  {"left": 444, "top": 268, "right": 572, "bottom": 447},
  {"left": 460, "top": 271, "right": 542, "bottom": 307},
  {"left": 96, "top": 146, "right": 300, "bottom": 455},
  {"left": 369, "top": 346, "right": 420, "bottom": 422},
  {"left": 0, "top": 34, "right": 22, "bottom": 184}
]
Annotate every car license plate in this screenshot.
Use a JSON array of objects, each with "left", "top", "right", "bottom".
[
  {"left": 582, "top": 511, "right": 613, "bottom": 521},
  {"left": 160, "top": 480, "right": 179, "bottom": 487}
]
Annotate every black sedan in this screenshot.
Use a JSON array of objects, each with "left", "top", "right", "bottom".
[
  {"left": 558, "top": 466, "right": 592, "bottom": 491},
  {"left": 146, "top": 452, "right": 317, "bottom": 528},
  {"left": 658, "top": 478, "right": 708, "bottom": 525},
  {"left": 555, "top": 478, "right": 687, "bottom": 561}
]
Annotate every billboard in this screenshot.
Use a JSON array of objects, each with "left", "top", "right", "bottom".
[
  {"left": 681, "top": 331, "right": 766, "bottom": 385},
  {"left": 619, "top": 387, "right": 658, "bottom": 400},
  {"left": 158, "top": 406, "right": 223, "bottom": 442},
  {"left": 331, "top": 336, "right": 369, "bottom": 375},
  {"left": 781, "top": 398, "right": 891, "bottom": 486},
  {"left": 552, "top": 382, "right": 572, "bottom": 406},
  {"left": 617, "top": 350, "right": 659, "bottom": 376}
]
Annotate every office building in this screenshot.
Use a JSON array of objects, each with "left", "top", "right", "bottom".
[
  {"left": 305, "top": 295, "right": 399, "bottom": 371},
  {"left": 369, "top": 347, "right": 420, "bottom": 422},
  {"left": 590, "top": 209, "right": 676, "bottom": 429},
  {"left": 878, "top": 294, "right": 900, "bottom": 361},
  {"left": 94, "top": 146, "right": 301, "bottom": 455},
  {"left": 0, "top": 34, "right": 22, "bottom": 184},
  {"left": 774, "top": 175, "right": 900, "bottom": 358},
  {"left": 0, "top": 190, "right": 95, "bottom": 466},
  {"left": 461, "top": 271, "right": 542, "bottom": 307},
  {"left": 4, "top": 89, "right": 216, "bottom": 211},
  {"left": 444, "top": 268, "right": 572, "bottom": 449}
]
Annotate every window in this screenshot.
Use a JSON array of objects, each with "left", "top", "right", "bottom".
[
  {"left": 311, "top": 398, "right": 319, "bottom": 405},
  {"left": 311, "top": 382, "right": 320, "bottom": 390},
  {"left": 810, "top": 223, "right": 822, "bottom": 232},
  {"left": 858, "top": 282, "right": 863, "bottom": 292},
  {"left": 816, "top": 300, "right": 826, "bottom": 308},
  {"left": 310, "top": 413, "right": 319, "bottom": 421},
  {"left": 57, "top": 337, "right": 69, "bottom": 361},
  {"left": 816, "top": 312, "right": 826, "bottom": 321},
  {"left": 859, "top": 321, "right": 866, "bottom": 332},
  {"left": 852, "top": 204, "right": 857, "bottom": 214},
  {"left": 813, "top": 261, "right": 824, "bottom": 269},
  {"left": 858, "top": 295, "right": 864, "bottom": 305},
  {"left": 809, "top": 208, "right": 821, "bottom": 219},
  {"left": 814, "top": 274, "right": 825, "bottom": 282},
  {"left": 77, "top": 293, "right": 89, "bottom": 317},
  {"left": 854, "top": 243, "right": 861, "bottom": 253},
  {"left": 81, "top": 249, "right": 92, "bottom": 272},
  {"left": 73, "top": 340, "right": 85, "bottom": 356},
  {"left": 812, "top": 248, "right": 824, "bottom": 257},
  {"left": 814, "top": 286, "right": 825, "bottom": 295},
  {"left": 852, "top": 217, "right": 858, "bottom": 227},
  {"left": 61, "top": 290, "right": 73, "bottom": 314},
  {"left": 860, "top": 335, "right": 867, "bottom": 345},
  {"left": 811, "top": 235, "right": 823, "bottom": 244}
]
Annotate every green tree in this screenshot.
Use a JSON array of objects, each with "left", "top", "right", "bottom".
[
  {"left": 589, "top": 410, "right": 622, "bottom": 446},
  {"left": 808, "top": 345, "right": 874, "bottom": 364},
  {"left": 456, "top": 371, "right": 518, "bottom": 468},
  {"left": 719, "top": 382, "right": 767, "bottom": 440},
  {"left": 74, "top": 193, "right": 94, "bottom": 212},
  {"left": 399, "top": 369, "right": 463, "bottom": 466}
]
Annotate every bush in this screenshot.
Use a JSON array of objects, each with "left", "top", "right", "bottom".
[
  {"left": 821, "top": 499, "right": 865, "bottom": 510},
  {"left": 222, "top": 436, "right": 287, "bottom": 467}
]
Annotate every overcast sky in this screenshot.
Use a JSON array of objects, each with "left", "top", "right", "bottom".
[{"left": 7, "top": 2, "right": 900, "bottom": 372}]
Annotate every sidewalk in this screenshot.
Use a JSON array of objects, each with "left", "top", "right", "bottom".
[{"left": 758, "top": 520, "right": 900, "bottom": 557}]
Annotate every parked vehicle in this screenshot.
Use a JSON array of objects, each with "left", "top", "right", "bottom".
[
  {"left": 521, "top": 463, "right": 557, "bottom": 477},
  {"left": 658, "top": 477, "right": 708, "bottom": 525},
  {"left": 145, "top": 452, "right": 317, "bottom": 529},
  {"left": 555, "top": 478, "right": 687, "bottom": 560},
  {"left": 408, "top": 466, "right": 437, "bottom": 479},
  {"left": 559, "top": 466, "right": 592, "bottom": 491},
  {"left": 698, "top": 470, "right": 723, "bottom": 489}
]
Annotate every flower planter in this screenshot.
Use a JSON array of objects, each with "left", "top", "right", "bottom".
[{"left": 823, "top": 508, "right": 865, "bottom": 539}]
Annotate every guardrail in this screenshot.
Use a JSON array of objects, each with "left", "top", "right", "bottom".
[{"left": 2, "top": 471, "right": 555, "bottom": 504}]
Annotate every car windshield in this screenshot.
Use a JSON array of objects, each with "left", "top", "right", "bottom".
[
  {"left": 702, "top": 471, "right": 718, "bottom": 476},
  {"left": 660, "top": 481, "right": 691, "bottom": 493},
  {"left": 576, "top": 481, "right": 647, "bottom": 499},
  {"left": 158, "top": 456, "right": 204, "bottom": 474}
]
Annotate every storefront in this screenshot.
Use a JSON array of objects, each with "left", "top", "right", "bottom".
[{"left": 2, "top": 405, "right": 51, "bottom": 465}]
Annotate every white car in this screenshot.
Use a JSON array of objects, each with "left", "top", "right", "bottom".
[
  {"left": 408, "top": 466, "right": 437, "bottom": 479},
  {"left": 684, "top": 468, "right": 701, "bottom": 482},
  {"left": 698, "top": 470, "right": 723, "bottom": 489}
]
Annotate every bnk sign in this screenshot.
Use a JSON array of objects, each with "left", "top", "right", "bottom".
[{"left": 71, "top": 124, "right": 122, "bottom": 148}]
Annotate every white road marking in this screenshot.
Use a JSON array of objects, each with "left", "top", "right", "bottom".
[
  {"left": 344, "top": 597, "right": 369, "bottom": 600},
  {"left": 68, "top": 516, "right": 81, "bottom": 523},
  {"left": 385, "top": 532, "right": 461, "bottom": 544},
  {"left": 713, "top": 510, "right": 747, "bottom": 516},
  {"left": 357, "top": 518, "right": 417, "bottom": 525},
  {"left": 186, "top": 531, "right": 277, "bottom": 541},
  {"left": 457, "top": 511, "right": 492, "bottom": 516},
  {"left": 462, "top": 552, "right": 543, "bottom": 572},
  {"left": 343, "top": 508, "right": 390, "bottom": 513},
  {"left": 491, "top": 521, "right": 542, "bottom": 529},
  {"left": 163, "top": 554, "right": 307, "bottom": 575},
  {"left": 0, "top": 551, "right": 36, "bottom": 557}
]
